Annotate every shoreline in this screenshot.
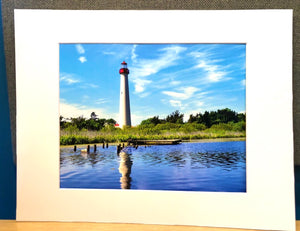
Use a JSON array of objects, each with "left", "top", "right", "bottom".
[{"left": 60, "top": 137, "right": 245, "bottom": 148}]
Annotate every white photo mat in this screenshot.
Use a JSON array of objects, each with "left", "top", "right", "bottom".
[{"left": 15, "top": 10, "right": 294, "bottom": 230}]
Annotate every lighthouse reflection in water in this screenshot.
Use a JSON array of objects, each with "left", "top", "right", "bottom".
[
  {"left": 60, "top": 140, "right": 246, "bottom": 192},
  {"left": 118, "top": 150, "right": 133, "bottom": 189}
]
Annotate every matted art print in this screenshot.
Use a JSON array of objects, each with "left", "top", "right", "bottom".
[
  {"left": 59, "top": 43, "right": 246, "bottom": 192},
  {"left": 15, "top": 10, "right": 294, "bottom": 230}
]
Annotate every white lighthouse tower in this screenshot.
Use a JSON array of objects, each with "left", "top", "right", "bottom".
[{"left": 119, "top": 61, "right": 131, "bottom": 128}]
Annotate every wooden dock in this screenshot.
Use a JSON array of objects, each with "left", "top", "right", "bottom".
[
  {"left": 75, "top": 139, "right": 182, "bottom": 155},
  {"left": 127, "top": 139, "right": 182, "bottom": 145}
]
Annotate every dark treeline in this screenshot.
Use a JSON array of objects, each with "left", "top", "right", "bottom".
[
  {"left": 60, "top": 108, "right": 245, "bottom": 132},
  {"left": 141, "top": 108, "right": 245, "bottom": 128}
]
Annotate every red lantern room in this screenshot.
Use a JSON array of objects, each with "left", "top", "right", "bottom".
[{"left": 119, "top": 61, "right": 130, "bottom": 74}]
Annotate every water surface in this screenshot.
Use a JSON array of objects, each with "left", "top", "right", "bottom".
[{"left": 60, "top": 140, "right": 246, "bottom": 192}]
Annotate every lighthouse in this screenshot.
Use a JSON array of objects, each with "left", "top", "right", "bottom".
[{"left": 119, "top": 61, "right": 131, "bottom": 128}]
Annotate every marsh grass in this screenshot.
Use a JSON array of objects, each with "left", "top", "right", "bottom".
[{"left": 60, "top": 124, "right": 245, "bottom": 145}]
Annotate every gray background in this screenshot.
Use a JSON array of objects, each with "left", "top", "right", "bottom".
[{"left": 2, "top": 0, "right": 299, "bottom": 163}]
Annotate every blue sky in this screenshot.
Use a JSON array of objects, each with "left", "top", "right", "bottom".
[{"left": 59, "top": 43, "right": 246, "bottom": 125}]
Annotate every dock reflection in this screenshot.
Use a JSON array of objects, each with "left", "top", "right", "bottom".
[{"left": 118, "top": 151, "right": 133, "bottom": 189}]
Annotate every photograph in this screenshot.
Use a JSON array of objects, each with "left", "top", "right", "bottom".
[{"left": 59, "top": 43, "right": 246, "bottom": 192}]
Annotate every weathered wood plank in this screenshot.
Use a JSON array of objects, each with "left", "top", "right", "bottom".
[{"left": 128, "top": 139, "right": 182, "bottom": 145}]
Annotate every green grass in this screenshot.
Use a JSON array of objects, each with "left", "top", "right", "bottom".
[{"left": 60, "top": 124, "right": 245, "bottom": 145}]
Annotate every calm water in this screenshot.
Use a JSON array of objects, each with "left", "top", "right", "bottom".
[{"left": 60, "top": 140, "right": 246, "bottom": 192}]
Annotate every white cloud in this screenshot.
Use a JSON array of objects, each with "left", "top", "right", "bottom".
[
  {"left": 160, "top": 46, "right": 186, "bottom": 54},
  {"left": 183, "top": 109, "right": 201, "bottom": 122},
  {"left": 170, "top": 80, "right": 181, "bottom": 86},
  {"left": 194, "top": 91, "right": 209, "bottom": 99},
  {"left": 163, "top": 91, "right": 185, "bottom": 99},
  {"left": 162, "top": 87, "right": 206, "bottom": 118},
  {"left": 162, "top": 86, "right": 198, "bottom": 100},
  {"left": 196, "top": 101, "right": 204, "bottom": 107},
  {"left": 75, "top": 44, "right": 85, "bottom": 54},
  {"left": 130, "top": 45, "right": 187, "bottom": 93},
  {"left": 131, "top": 44, "right": 137, "bottom": 62},
  {"left": 60, "top": 102, "right": 117, "bottom": 120},
  {"left": 60, "top": 73, "right": 80, "bottom": 85},
  {"left": 196, "top": 61, "right": 217, "bottom": 71},
  {"left": 95, "top": 98, "right": 109, "bottom": 105},
  {"left": 78, "top": 83, "right": 99, "bottom": 89},
  {"left": 135, "top": 85, "right": 144, "bottom": 93},
  {"left": 131, "top": 113, "right": 146, "bottom": 126},
  {"left": 208, "top": 72, "right": 227, "bottom": 82},
  {"left": 103, "top": 51, "right": 116, "bottom": 55},
  {"left": 190, "top": 47, "right": 232, "bottom": 83},
  {"left": 195, "top": 60, "right": 230, "bottom": 82},
  {"left": 134, "top": 79, "right": 152, "bottom": 93},
  {"left": 189, "top": 51, "right": 206, "bottom": 58},
  {"left": 181, "top": 101, "right": 204, "bottom": 122},
  {"left": 86, "top": 83, "right": 98, "bottom": 88},
  {"left": 241, "top": 79, "right": 246, "bottom": 86},
  {"left": 139, "top": 92, "right": 150, "bottom": 98},
  {"left": 78, "top": 56, "right": 87, "bottom": 63},
  {"left": 169, "top": 100, "right": 182, "bottom": 108}
]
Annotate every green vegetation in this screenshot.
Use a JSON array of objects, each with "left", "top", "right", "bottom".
[{"left": 60, "top": 109, "right": 245, "bottom": 145}]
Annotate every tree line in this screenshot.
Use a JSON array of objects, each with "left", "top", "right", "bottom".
[
  {"left": 60, "top": 112, "right": 116, "bottom": 131},
  {"left": 60, "top": 108, "right": 245, "bottom": 132},
  {"left": 141, "top": 108, "right": 245, "bottom": 128}
]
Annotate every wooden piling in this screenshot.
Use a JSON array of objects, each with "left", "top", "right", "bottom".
[
  {"left": 74, "top": 145, "right": 77, "bottom": 151},
  {"left": 94, "top": 144, "right": 97, "bottom": 152},
  {"left": 87, "top": 145, "right": 90, "bottom": 153},
  {"left": 106, "top": 143, "right": 108, "bottom": 148},
  {"left": 117, "top": 144, "right": 121, "bottom": 154},
  {"left": 102, "top": 142, "right": 105, "bottom": 148}
]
